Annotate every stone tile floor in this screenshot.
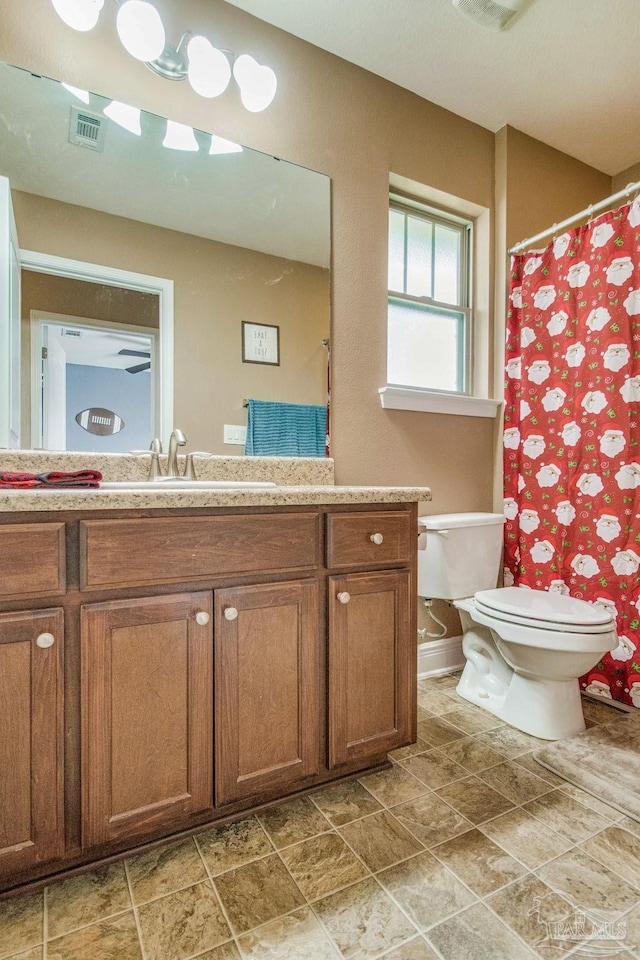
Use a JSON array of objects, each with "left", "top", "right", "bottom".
[{"left": 2, "top": 673, "right": 639, "bottom": 960}]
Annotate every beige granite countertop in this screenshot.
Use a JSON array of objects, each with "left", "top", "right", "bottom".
[
  {"left": 0, "top": 451, "right": 431, "bottom": 512},
  {"left": 0, "top": 484, "right": 432, "bottom": 513}
]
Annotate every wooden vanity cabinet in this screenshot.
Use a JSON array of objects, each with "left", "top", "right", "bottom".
[
  {"left": 0, "top": 608, "right": 64, "bottom": 880},
  {"left": 0, "top": 501, "right": 417, "bottom": 894}
]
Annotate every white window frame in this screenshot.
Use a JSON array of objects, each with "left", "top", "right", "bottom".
[
  {"left": 388, "top": 196, "right": 472, "bottom": 395},
  {"left": 380, "top": 184, "right": 500, "bottom": 419}
]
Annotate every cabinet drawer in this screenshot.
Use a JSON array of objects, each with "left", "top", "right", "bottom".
[
  {"left": 326, "top": 511, "right": 412, "bottom": 568},
  {"left": 0, "top": 523, "right": 66, "bottom": 601},
  {"left": 80, "top": 513, "right": 319, "bottom": 589}
]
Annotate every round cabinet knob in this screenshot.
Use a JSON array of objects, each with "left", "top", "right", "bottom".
[
  {"left": 224, "top": 607, "right": 239, "bottom": 621},
  {"left": 337, "top": 592, "right": 351, "bottom": 605},
  {"left": 370, "top": 533, "right": 384, "bottom": 545},
  {"left": 36, "top": 632, "right": 55, "bottom": 649},
  {"left": 195, "top": 611, "right": 210, "bottom": 626}
]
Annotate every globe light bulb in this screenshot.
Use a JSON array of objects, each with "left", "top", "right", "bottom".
[
  {"left": 187, "top": 36, "right": 231, "bottom": 98},
  {"left": 232, "top": 54, "right": 277, "bottom": 112},
  {"left": 51, "top": 0, "right": 104, "bottom": 32},
  {"left": 116, "top": 0, "right": 165, "bottom": 63}
]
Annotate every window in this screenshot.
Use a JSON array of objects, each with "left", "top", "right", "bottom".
[{"left": 387, "top": 197, "right": 471, "bottom": 394}]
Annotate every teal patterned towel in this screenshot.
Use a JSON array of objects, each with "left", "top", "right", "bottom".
[{"left": 245, "top": 400, "right": 327, "bottom": 457}]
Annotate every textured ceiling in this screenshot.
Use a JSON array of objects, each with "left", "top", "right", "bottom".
[{"left": 224, "top": 0, "right": 640, "bottom": 176}]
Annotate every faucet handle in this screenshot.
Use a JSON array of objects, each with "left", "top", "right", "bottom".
[
  {"left": 182, "top": 452, "right": 213, "bottom": 481},
  {"left": 130, "top": 449, "right": 163, "bottom": 480},
  {"left": 150, "top": 438, "right": 163, "bottom": 454}
]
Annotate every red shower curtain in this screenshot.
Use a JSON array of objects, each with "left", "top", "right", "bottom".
[{"left": 504, "top": 199, "right": 640, "bottom": 706}]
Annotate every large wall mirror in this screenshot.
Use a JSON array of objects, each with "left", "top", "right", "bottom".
[{"left": 0, "top": 61, "right": 331, "bottom": 456}]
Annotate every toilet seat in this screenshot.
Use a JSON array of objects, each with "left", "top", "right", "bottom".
[{"left": 474, "top": 587, "right": 615, "bottom": 635}]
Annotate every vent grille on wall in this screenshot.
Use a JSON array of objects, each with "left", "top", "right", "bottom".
[
  {"left": 451, "top": 0, "right": 532, "bottom": 30},
  {"left": 69, "top": 106, "right": 106, "bottom": 152}
]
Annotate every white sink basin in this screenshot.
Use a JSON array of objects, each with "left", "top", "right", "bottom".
[{"left": 99, "top": 479, "right": 277, "bottom": 490}]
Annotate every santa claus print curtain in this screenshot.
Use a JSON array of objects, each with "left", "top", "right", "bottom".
[{"left": 504, "top": 198, "right": 640, "bottom": 706}]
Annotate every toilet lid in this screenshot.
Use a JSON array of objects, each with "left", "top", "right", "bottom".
[{"left": 474, "top": 587, "right": 614, "bottom": 627}]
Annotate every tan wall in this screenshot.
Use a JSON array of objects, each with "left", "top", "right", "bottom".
[
  {"left": 501, "top": 127, "right": 612, "bottom": 253},
  {"left": 612, "top": 162, "right": 640, "bottom": 194},
  {"left": 14, "top": 191, "right": 329, "bottom": 454},
  {"left": 22, "top": 272, "right": 160, "bottom": 329},
  {"left": 0, "top": 0, "right": 496, "bottom": 507},
  {"left": 0, "top": 1, "right": 617, "bottom": 645}
]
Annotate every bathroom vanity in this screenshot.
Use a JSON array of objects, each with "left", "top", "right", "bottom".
[{"left": 0, "top": 476, "right": 428, "bottom": 894}]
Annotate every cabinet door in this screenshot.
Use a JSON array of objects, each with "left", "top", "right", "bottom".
[
  {"left": 82, "top": 592, "right": 213, "bottom": 848},
  {"left": 328, "top": 570, "right": 413, "bottom": 767},
  {"left": 0, "top": 608, "right": 64, "bottom": 878},
  {"left": 215, "top": 581, "right": 320, "bottom": 805}
]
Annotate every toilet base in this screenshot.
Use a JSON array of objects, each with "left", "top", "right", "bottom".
[
  {"left": 457, "top": 666, "right": 586, "bottom": 740},
  {"left": 456, "top": 619, "right": 586, "bottom": 740}
]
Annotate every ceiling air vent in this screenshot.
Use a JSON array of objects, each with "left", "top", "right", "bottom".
[
  {"left": 69, "top": 105, "right": 106, "bottom": 152},
  {"left": 450, "top": 0, "right": 533, "bottom": 30}
]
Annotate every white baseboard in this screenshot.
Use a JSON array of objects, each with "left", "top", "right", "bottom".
[
  {"left": 418, "top": 635, "right": 464, "bottom": 680},
  {"left": 581, "top": 692, "right": 633, "bottom": 713}
]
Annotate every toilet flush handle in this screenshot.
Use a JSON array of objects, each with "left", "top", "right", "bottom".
[{"left": 435, "top": 529, "right": 451, "bottom": 538}]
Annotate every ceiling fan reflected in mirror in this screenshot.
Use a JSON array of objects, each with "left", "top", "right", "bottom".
[{"left": 118, "top": 347, "right": 151, "bottom": 374}]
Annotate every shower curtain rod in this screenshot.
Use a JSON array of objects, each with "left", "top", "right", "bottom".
[{"left": 507, "top": 179, "right": 640, "bottom": 254}]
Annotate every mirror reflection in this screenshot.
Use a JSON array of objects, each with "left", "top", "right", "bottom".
[{"left": 0, "top": 61, "right": 331, "bottom": 456}]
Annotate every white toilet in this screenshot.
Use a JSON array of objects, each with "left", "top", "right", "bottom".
[{"left": 418, "top": 512, "right": 618, "bottom": 740}]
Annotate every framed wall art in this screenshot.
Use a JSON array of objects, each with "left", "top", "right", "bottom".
[{"left": 242, "top": 321, "right": 280, "bottom": 366}]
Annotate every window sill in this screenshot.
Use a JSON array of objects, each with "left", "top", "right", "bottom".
[{"left": 378, "top": 385, "right": 501, "bottom": 418}]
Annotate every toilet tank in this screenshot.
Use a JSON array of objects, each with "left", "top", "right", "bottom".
[{"left": 418, "top": 512, "right": 506, "bottom": 600}]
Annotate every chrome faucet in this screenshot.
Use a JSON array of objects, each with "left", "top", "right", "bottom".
[{"left": 166, "top": 428, "right": 187, "bottom": 478}]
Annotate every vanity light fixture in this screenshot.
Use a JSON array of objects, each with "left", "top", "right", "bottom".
[
  {"left": 52, "top": 0, "right": 104, "bottom": 31},
  {"left": 61, "top": 82, "right": 90, "bottom": 103},
  {"left": 103, "top": 100, "right": 142, "bottom": 135},
  {"left": 50, "top": 0, "right": 278, "bottom": 112},
  {"left": 162, "top": 120, "right": 199, "bottom": 152},
  {"left": 209, "top": 134, "right": 243, "bottom": 156}
]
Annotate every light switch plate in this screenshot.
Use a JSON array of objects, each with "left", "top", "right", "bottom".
[{"left": 224, "top": 424, "right": 247, "bottom": 445}]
